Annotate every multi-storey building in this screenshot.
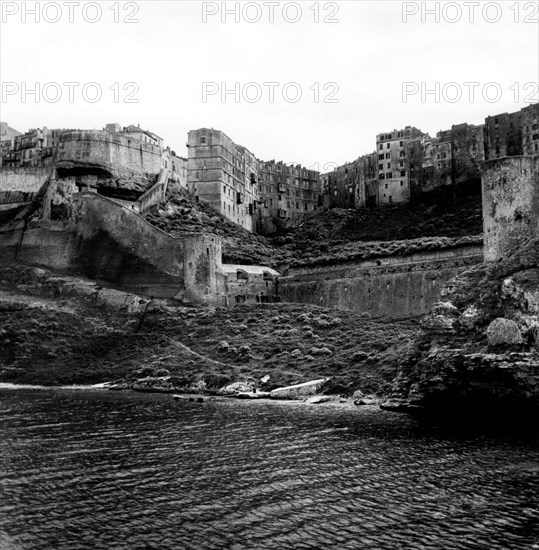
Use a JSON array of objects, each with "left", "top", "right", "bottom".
[
  {"left": 187, "top": 128, "right": 259, "bottom": 231},
  {"left": 376, "top": 126, "right": 425, "bottom": 204},
  {"left": 1, "top": 127, "right": 64, "bottom": 168},
  {"left": 322, "top": 153, "right": 377, "bottom": 209},
  {"left": 484, "top": 104, "right": 539, "bottom": 160},
  {"left": 408, "top": 122, "right": 485, "bottom": 197},
  {"left": 521, "top": 103, "right": 539, "bottom": 156},
  {"left": 105, "top": 123, "right": 164, "bottom": 149},
  {"left": 0, "top": 122, "right": 21, "bottom": 146},
  {"left": 257, "top": 160, "right": 320, "bottom": 232}
]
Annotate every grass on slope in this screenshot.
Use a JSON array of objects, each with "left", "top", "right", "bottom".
[{"left": 0, "top": 266, "right": 419, "bottom": 395}]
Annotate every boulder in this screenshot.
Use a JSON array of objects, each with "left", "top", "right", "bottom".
[
  {"left": 486, "top": 318, "right": 523, "bottom": 346},
  {"left": 431, "top": 302, "right": 459, "bottom": 317},
  {"left": 420, "top": 314, "right": 456, "bottom": 334}
]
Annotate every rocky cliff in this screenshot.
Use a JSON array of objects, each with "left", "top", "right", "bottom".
[{"left": 388, "top": 236, "right": 539, "bottom": 416}]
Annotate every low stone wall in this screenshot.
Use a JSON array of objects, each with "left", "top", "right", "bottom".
[
  {"left": 0, "top": 166, "right": 51, "bottom": 194},
  {"left": 279, "top": 245, "right": 484, "bottom": 318}
]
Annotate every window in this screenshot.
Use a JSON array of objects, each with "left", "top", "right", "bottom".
[
  {"left": 379, "top": 164, "right": 383, "bottom": 170},
  {"left": 379, "top": 144, "right": 383, "bottom": 150},
  {"left": 378, "top": 154, "right": 384, "bottom": 160},
  {"left": 399, "top": 141, "right": 403, "bottom": 146},
  {"left": 385, "top": 184, "right": 388, "bottom": 189},
  {"left": 387, "top": 172, "right": 392, "bottom": 178},
  {"left": 385, "top": 153, "right": 390, "bottom": 159},
  {"left": 379, "top": 173, "right": 385, "bottom": 180},
  {"left": 387, "top": 163, "right": 390, "bottom": 169},
  {"left": 400, "top": 170, "right": 406, "bottom": 176},
  {"left": 400, "top": 181, "right": 404, "bottom": 187},
  {"left": 386, "top": 143, "right": 390, "bottom": 149},
  {"left": 200, "top": 137, "right": 206, "bottom": 144}
]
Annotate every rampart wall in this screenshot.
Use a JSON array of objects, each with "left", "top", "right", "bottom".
[
  {"left": 279, "top": 245, "right": 484, "bottom": 318},
  {"left": 0, "top": 183, "right": 222, "bottom": 304}
]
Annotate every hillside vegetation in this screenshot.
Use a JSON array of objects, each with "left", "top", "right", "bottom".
[
  {"left": 0, "top": 265, "right": 418, "bottom": 396},
  {"left": 143, "top": 186, "right": 483, "bottom": 271}
]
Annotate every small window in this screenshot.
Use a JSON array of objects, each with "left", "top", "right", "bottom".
[{"left": 200, "top": 137, "right": 206, "bottom": 144}]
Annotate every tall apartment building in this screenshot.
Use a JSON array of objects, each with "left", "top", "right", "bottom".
[
  {"left": 484, "top": 103, "right": 539, "bottom": 160},
  {"left": 187, "top": 128, "right": 259, "bottom": 231},
  {"left": 1, "top": 127, "right": 64, "bottom": 168},
  {"left": 257, "top": 160, "right": 320, "bottom": 232},
  {"left": 322, "top": 153, "right": 377, "bottom": 209},
  {"left": 376, "top": 126, "right": 425, "bottom": 204}
]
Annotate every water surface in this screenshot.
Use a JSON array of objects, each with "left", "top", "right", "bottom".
[{"left": 1, "top": 390, "right": 538, "bottom": 549}]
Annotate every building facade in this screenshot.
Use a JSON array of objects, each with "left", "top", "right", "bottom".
[
  {"left": 376, "top": 126, "right": 425, "bottom": 204},
  {"left": 322, "top": 153, "right": 377, "bottom": 209},
  {"left": 484, "top": 104, "right": 539, "bottom": 160},
  {"left": 257, "top": 160, "right": 321, "bottom": 233},
  {"left": 187, "top": 128, "right": 259, "bottom": 231}
]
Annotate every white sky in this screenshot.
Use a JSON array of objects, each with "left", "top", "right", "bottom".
[{"left": 1, "top": 1, "right": 538, "bottom": 170}]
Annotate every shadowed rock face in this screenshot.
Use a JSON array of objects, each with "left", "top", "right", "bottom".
[
  {"left": 388, "top": 237, "right": 539, "bottom": 416},
  {"left": 56, "top": 162, "right": 156, "bottom": 202}
]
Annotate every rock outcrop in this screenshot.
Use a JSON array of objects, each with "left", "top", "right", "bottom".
[{"left": 388, "top": 236, "right": 539, "bottom": 417}]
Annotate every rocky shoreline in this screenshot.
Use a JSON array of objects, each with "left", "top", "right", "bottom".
[{"left": 2, "top": 241, "right": 538, "bottom": 421}]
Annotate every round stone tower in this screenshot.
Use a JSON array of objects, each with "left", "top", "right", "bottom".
[{"left": 482, "top": 155, "right": 539, "bottom": 262}]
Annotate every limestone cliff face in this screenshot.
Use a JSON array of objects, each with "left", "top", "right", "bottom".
[{"left": 388, "top": 237, "right": 539, "bottom": 415}]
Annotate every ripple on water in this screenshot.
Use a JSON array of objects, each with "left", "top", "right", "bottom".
[{"left": 0, "top": 389, "right": 538, "bottom": 549}]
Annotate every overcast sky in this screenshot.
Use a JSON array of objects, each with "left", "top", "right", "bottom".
[{"left": 1, "top": 1, "right": 537, "bottom": 170}]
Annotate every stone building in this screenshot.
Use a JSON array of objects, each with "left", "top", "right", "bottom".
[
  {"left": 0, "top": 122, "right": 21, "bottom": 146},
  {"left": 111, "top": 124, "right": 164, "bottom": 148},
  {"left": 521, "top": 104, "right": 539, "bottom": 156},
  {"left": 376, "top": 126, "right": 425, "bottom": 204},
  {"left": 1, "top": 127, "right": 63, "bottom": 168},
  {"left": 408, "top": 132, "right": 452, "bottom": 195},
  {"left": 322, "top": 153, "right": 377, "bottom": 209},
  {"left": 449, "top": 123, "right": 485, "bottom": 185},
  {"left": 163, "top": 147, "right": 188, "bottom": 191},
  {"left": 484, "top": 103, "right": 539, "bottom": 160},
  {"left": 408, "top": 123, "right": 485, "bottom": 198},
  {"left": 187, "top": 128, "right": 260, "bottom": 232},
  {"left": 257, "top": 160, "right": 321, "bottom": 233}
]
